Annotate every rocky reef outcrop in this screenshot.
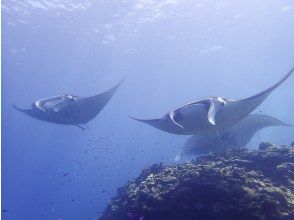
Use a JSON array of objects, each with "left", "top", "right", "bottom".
[{"left": 100, "top": 142, "right": 294, "bottom": 220}]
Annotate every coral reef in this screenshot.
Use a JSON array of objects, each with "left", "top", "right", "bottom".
[{"left": 100, "top": 143, "right": 294, "bottom": 220}]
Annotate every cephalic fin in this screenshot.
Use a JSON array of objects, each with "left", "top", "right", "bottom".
[
  {"left": 207, "top": 105, "right": 216, "bottom": 125},
  {"left": 207, "top": 98, "right": 226, "bottom": 126},
  {"left": 13, "top": 104, "right": 30, "bottom": 113},
  {"left": 169, "top": 112, "right": 184, "bottom": 129},
  {"left": 13, "top": 104, "right": 23, "bottom": 111}
]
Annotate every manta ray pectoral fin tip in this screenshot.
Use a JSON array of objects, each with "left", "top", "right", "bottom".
[
  {"left": 115, "top": 79, "right": 125, "bottom": 88},
  {"left": 129, "top": 115, "right": 136, "bottom": 120},
  {"left": 12, "top": 104, "right": 22, "bottom": 111},
  {"left": 12, "top": 104, "right": 29, "bottom": 114},
  {"left": 129, "top": 116, "right": 142, "bottom": 122},
  {"left": 284, "top": 123, "right": 292, "bottom": 127}
]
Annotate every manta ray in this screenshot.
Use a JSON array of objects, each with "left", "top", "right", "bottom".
[
  {"left": 131, "top": 66, "right": 293, "bottom": 135},
  {"left": 175, "top": 114, "right": 290, "bottom": 161},
  {"left": 13, "top": 80, "right": 123, "bottom": 129}
]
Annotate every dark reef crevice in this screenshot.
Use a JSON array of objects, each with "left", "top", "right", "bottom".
[{"left": 100, "top": 142, "right": 294, "bottom": 220}]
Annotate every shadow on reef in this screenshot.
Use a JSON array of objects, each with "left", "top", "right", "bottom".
[{"left": 99, "top": 142, "right": 294, "bottom": 220}]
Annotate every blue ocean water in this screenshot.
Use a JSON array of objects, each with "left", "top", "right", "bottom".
[{"left": 2, "top": 1, "right": 294, "bottom": 219}]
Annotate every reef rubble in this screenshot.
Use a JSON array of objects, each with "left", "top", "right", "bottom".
[{"left": 100, "top": 142, "right": 294, "bottom": 220}]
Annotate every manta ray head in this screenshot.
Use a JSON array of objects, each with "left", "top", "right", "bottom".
[
  {"left": 213, "top": 97, "right": 234, "bottom": 111},
  {"left": 214, "top": 96, "right": 228, "bottom": 111},
  {"left": 213, "top": 98, "right": 243, "bottom": 129}
]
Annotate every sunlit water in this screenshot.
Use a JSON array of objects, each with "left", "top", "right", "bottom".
[{"left": 2, "top": 1, "right": 294, "bottom": 219}]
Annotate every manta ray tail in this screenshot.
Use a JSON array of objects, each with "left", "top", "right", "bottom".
[{"left": 241, "top": 66, "right": 294, "bottom": 102}]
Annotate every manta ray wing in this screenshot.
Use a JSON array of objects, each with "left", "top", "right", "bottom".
[
  {"left": 13, "top": 105, "right": 32, "bottom": 114},
  {"left": 215, "top": 66, "right": 294, "bottom": 130},
  {"left": 177, "top": 114, "right": 290, "bottom": 160},
  {"left": 129, "top": 116, "right": 162, "bottom": 127},
  {"left": 13, "top": 104, "right": 50, "bottom": 122},
  {"left": 240, "top": 66, "right": 294, "bottom": 104},
  {"left": 57, "top": 80, "right": 123, "bottom": 124}
]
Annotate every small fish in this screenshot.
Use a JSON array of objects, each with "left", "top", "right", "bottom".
[
  {"left": 63, "top": 172, "right": 69, "bottom": 177},
  {"left": 127, "top": 212, "right": 144, "bottom": 220},
  {"left": 127, "top": 213, "right": 135, "bottom": 219}
]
